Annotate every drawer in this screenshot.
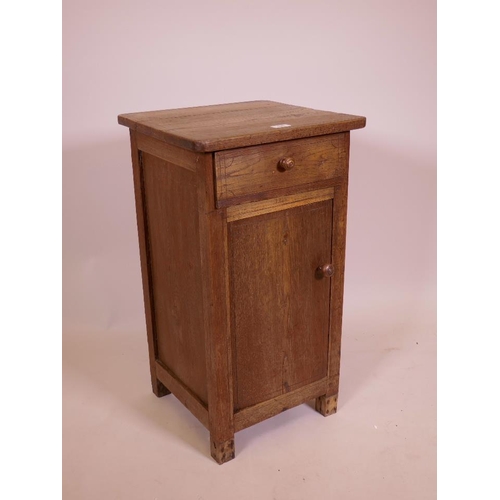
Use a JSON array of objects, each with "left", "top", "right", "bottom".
[{"left": 214, "top": 133, "right": 348, "bottom": 207}]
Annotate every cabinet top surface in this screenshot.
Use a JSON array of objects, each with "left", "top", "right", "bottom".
[{"left": 118, "top": 100, "right": 366, "bottom": 152}]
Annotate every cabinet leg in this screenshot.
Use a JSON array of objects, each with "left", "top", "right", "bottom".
[
  {"left": 210, "top": 436, "right": 235, "bottom": 465},
  {"left": 152, "top": 379, "right": 171, "bottom": 398},
  {"left": 315, "top": 394, "right": 338, "bottom": 416}
]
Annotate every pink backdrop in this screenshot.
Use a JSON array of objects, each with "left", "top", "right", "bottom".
[
  {"left": 63, "top": 0, "right": 435, "bottom": 333},
  {"left": 63, "top": 1, "right": 435, "bottom": 497}
]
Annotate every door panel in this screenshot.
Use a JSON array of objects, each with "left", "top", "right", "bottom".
[
  {"left": 229, "top": 200, "right": 333, "bottom": 410},
  {"left": 142, "top": 152, "right": 208, "bottom": 404}
]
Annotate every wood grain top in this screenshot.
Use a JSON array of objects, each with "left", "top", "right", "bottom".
[{"left": 118, "top": 101, "right": 366, "bottom": 152}]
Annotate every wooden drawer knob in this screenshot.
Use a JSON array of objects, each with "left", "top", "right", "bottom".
[
  {"left": 317, "top": 264, "right": 334, "bottom": 279},
  {"left": 278, "top": 157, "right": 295, "bottom": 171}
]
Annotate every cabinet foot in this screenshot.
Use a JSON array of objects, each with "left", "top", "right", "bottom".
[
  {"left": 315, "top": 394, "right": 338, "bottom": 416},
  {"left": 152, "top": 379, "right": 171, "bottom": 398},
  {"left": 210, "top": 437, "right": 235, "bottom": 465}
]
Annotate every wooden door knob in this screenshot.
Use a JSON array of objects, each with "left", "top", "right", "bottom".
[
  {"left": 278, "top": 157, "right": 295, "bottom": 171},
  {"left": 317, "top": 264, "right": 334, "bottom": 278}
]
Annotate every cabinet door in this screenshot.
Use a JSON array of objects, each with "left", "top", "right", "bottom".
[{"left": 228, "top": 200, "right": 333, "bottom": 410}]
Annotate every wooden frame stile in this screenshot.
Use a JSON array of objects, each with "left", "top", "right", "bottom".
[
  {"left": 197, "top": 152, "right": 235, "bottom": 465},
  {"left": 315, "top": 132, "right": 350, "bottom": 416}
]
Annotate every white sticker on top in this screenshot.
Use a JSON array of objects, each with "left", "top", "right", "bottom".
[{"left": 270, "top": 124, "right": 292, "bottom": 128}]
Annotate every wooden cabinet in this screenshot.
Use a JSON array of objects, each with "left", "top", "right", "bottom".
[{"left": 118, "top": 101, "right": 365, "bottom": 464}]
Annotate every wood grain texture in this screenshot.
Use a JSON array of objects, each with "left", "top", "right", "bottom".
[
  {"left": 215, "top": 133, "right": 347, "bottom": 206},
  {"left": 226, "top": 187, "right": 334, "bottom": 222},
  {"left": 197, "top": 157, "right": 235, "bottom": 460},
  {"left": 118, "top": 101, "right": 365, "bottom": 152},
  {"left": 216, "top": 178, "right": 343, "bottom": 209},
  {"left": 325, "top": 133, "right": 350, "bottom": 401},
  {"left": 234, "top": 378, "right": 328, "bottom": 432},
  {"left": 229, "top": 201, "right": 332, "bottom": 410},
  {"left": 210, "top": 438, "right": 235, "bottom": 465},
  {"left": 129, "top": 131, "right": 166, "bottom": 398},
  {"left": 142, "top": 152, "right": 208, "bottom": 404},
  {"left": 155, "top": 360, "right": 209, "bottom": 429},
  {"left": 121, "top": 103, "right": 364, "bottom": 463},
  {"left": 315, "top": 394, "right": 338, "bottom": 417},
  {"left": 136, "top": 132, "right": 202, "bottom": 172}
]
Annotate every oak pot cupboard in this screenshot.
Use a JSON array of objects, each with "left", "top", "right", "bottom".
[{"left": 118, "top": 101, "right": 366, "bottom": 464}]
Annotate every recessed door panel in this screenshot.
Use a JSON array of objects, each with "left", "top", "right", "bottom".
[{"left": 229, "top": 200, "right": 333, "bottom": 410}]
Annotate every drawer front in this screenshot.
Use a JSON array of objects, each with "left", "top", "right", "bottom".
[{"left": 214, "top": 133, "right": 348, "bottom": 207}]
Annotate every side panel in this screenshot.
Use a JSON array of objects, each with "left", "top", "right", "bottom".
[
  {"left": 229, "top": 201, "right": 333, "bottom": 410},
  {"left": 141, "top": 151, "right": 208, "bottom": 404}
]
